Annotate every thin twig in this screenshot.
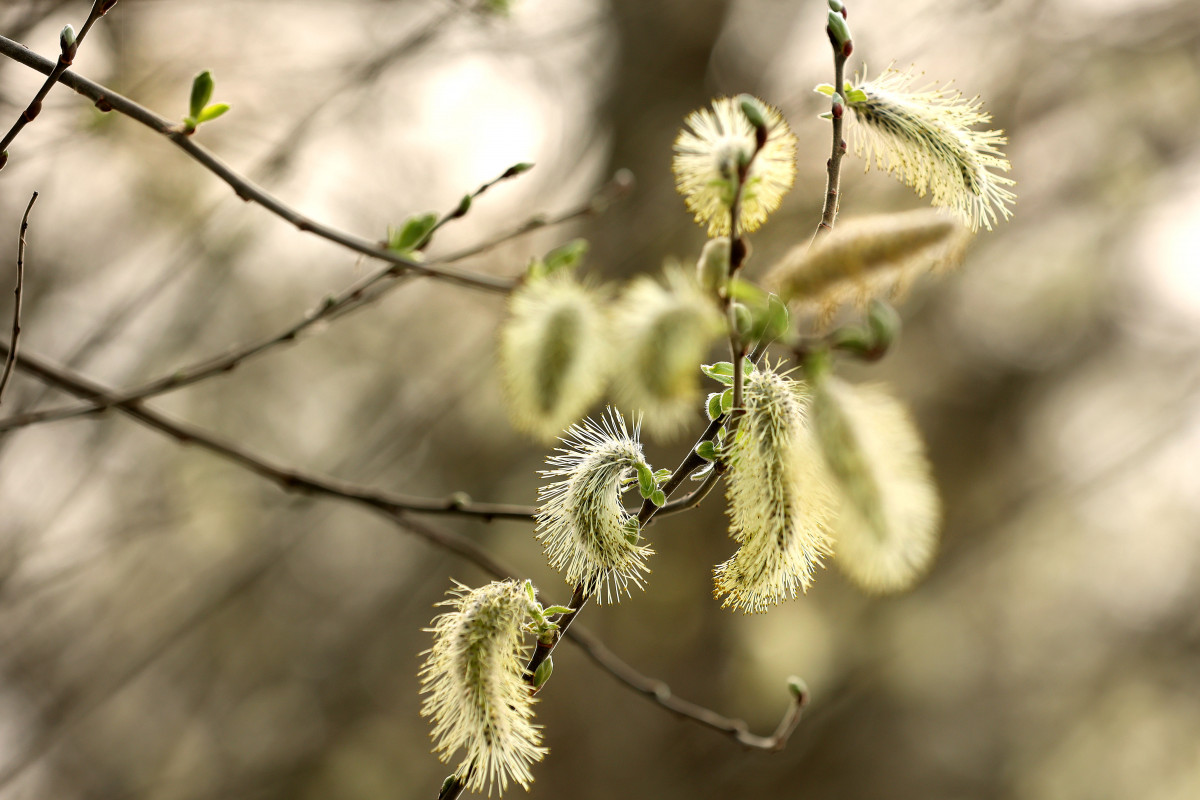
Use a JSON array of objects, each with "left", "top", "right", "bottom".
[
  {"left": 0, "top": 191, "right": 36, "bottom": 405},
  {"left": 568, "top": 624, "right": 810, "bottom": 750},
  {"left": 0, "top": 172, "right": 632, "bottom": 435},
  {"left": 0, "top": 34, "right": 514, "bottom": 294},
  {"left": 813, "top": 45, "right": 849, "bottom": 240},
  {"left": 0, "top": 1, "right": 116, "bottom": 166}
]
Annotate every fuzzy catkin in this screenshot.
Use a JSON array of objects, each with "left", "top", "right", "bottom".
[
  {"left": 535, "top": 408, "right": 653, "bottom": 604},
  {"left": 811, "top": 377, "right": 940, "bottom": 593},
  {"left": 846, "top": 66, "right": 1015, "bottom": 232},
  {"left": 499, "top": 274, "right": 609, "bottom": 442},
  {"left": 714, "top": 367, "right": 835, "bottom": 613},
  {"left": 420, "top": 581, "right": 547, "bottom": 795},
  {"left": 612, "top": 267, "right": 724, "bottom": 438}
]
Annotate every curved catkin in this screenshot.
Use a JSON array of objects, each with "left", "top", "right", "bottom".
[
  {"left": 419, "top": 580, "right": 547, "bottom": 796},
  {"left": 765, "top": 209, "right": 965, "bottom": 320},
  {"left": 810, "top": 377, "right": 940, "bottom": 593},
  {"left": 713, "top": 366, "right": 835, "bottom": 613},
  {"left": 612, "top": 267, "right": 724, "bottom": 438},
  {"left": 846, "top": 66, "right": 1016, "bottom": 232},
  {"left": 535, "top": 408, "right": 653, "bottom": 604},
  {"left": 672, "top": 96, "right": 797, "bottom": 236},
  {"left": 499, "top": 274, "right": 609, "bottom": 442}
]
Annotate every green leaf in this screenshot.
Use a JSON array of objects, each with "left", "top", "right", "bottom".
[
  {"left": 690, "top": 462, "right": 714, "bottom": 481},
  {"left": 189, "top": 70, "right": 214, "bottom": 120},
  {"left": 720, "top": 388, "right": 734, "bottom": 414},
  {"left": 533, "top": 657, "right": 554, "bottom": 689},
  {"left": 701, "top": 362, "right": 735, "bottom": 384},
  {"left": 650, "top": 489, "right": 666, "bottom": 507},
  {"left": 751, "top": 292, "right": 789, "bottom": 341},
  {"left": 652, "top": 468, "right": 672, "bottom": 483},
  {"left": 196, "top": 103, "right": 229, "bottom": 124},
  {"left": 542, "top": 239, "right": 588, "bottom": 276},
  {"left": 636, "top": 463, "right": 656, "bottom": 498},
  {"left": 727, "top": 278, "right": 767, "bottom": 304},
  {"left": 541, "top": 605, "right": 573, "bottom": 616},
  {"left": 706, "top": 392, "right": 723, "bottom": 421},
  {"left": 695, "top": 440, "right": 717, "bottom": 461},
  {"left": 845, "top": 88, "right": 868, "bottom": 104},
  {"left": 388, "top": 213, "right": 438, "bottom": 252},
  {"left": 814, "top": 83, "right": 836, "bottom": 96}
]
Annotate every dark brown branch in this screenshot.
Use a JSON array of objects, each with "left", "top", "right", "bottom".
[
  {"left": 0, "top": 34, "right": 514, "bottom": 294},
  {"left": 568, "top": 624, "right": 810, "bottom": 750},
  {"left": 0, "top": 1, "right": 116, "bottom": 166},
  {"left": 0, "top": 192, "right": 36, "bottom": 405}
]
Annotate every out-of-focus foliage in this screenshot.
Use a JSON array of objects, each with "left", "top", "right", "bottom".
[{"left": 1, "top": 0, "right": 1199, "bottom": 799}]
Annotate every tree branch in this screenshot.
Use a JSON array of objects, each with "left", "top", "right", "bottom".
[
  {"left": 0, "top": 192, "right": 36, "bottom": 405},
  {"left": 0, "top": 1, "right": 116, "bottom": 167},
  {"left": 0, "top": 34, "right": 514, "bottom": 294}
]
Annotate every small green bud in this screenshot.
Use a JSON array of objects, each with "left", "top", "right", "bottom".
[
  {"left": 827, "top": 0, "right": 844, "bottom": 11},
  {"left": 503, "top": 161, "right": 534, "bottom": 178},
  {"left": 189, "top": 70, "right": 215, "bottom": 121},
  {"left": 532, "top": 657, "right": 554, "bottom": 689},
  {"left": 787, "top": 675, "right": 810, "bottom": 700},
  {"left": 542, "top": 238, "right": 588, "bottom": 276},
  {"left": 440, "top": 775, "right": 459, "bottom": 798},
  {"left": 59, "top": 25, "right": 77, "bottom": 62},
  {"left": 697, "top": 237, "right": 731, "bottom": 294},
  {"left": 452, "top": 194, "right": 472, "bottom": 219},
  {"left": 720, "top": 387, "right": 734, "bottom": 414},
  {"left": 731, "top": 301, "right": 753, "bottom": 339},
  {"left": 826, "top": 10, "right": 853, "bottom": 55},
  {"left": 650, "top": 489, "right": 666, "bottom": 507}
]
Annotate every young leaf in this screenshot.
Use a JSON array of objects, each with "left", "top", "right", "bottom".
[
  {"left": 542, "top": 239, "right": 588, "bottom": 276},
  {"left": 388, "top": 213, "right": 438, "bottom": 253},
  {"left": 196, "top": 103, "right": 229, "bottom": 124},
  {"left": 701, "top": 362, "right": 736, "bottom": 384},
  {"left": 649, "top": 489, "right": 666, "bottom": 507},
  {"left": 636, "top": 463, "right": 656, "bottom": 498},
  {"left": 695, "top": 440, "right": 718, "bottom": 461},
  {"left": 706, "top": 392, "right": 724, "bottom": 420},
  {"left": 189, "top": 70, "right": 214, "bottom": 120}
]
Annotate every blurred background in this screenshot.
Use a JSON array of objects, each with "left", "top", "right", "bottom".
[{"left": 2, "top": 0, "right": 1199, "bottom": 797}]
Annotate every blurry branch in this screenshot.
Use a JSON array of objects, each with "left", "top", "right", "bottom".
[
  {"left": 0, "top": 192, "right": 36, "bottom": 405},
  {"left": 0, "top": 343, "right": 535, "bottom": 522},
  {"left": 0, "top": 537, "right": 298, "bottom": 792},
  {"left": 0, "top": 34, "right": 514, "bottom": 294},
  {"left": 0, "top": 0, "right": 116, "bottom": 169},
  {"left": 0, "top": 172, "right": 633, "bottom": 434}
]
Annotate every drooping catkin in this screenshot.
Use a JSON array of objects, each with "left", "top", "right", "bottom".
[
  {"left": 810, "top": 376, "right": 940, "bottom": 593},
  {"left": 535, "top": 408, "right": 654, "bottom": 604},
  {"left": 420, "top": 580, "right": 547, "bottom": 795},
  {"left": 499, "top": 274, "right": 609, "bottom": 441},
  {"left": 765, "top": 209, "right": 966, "bottom": 321},
  {"left": 714, "top": 366, "right": 835, "bottom": 613},
  {"left": 612, "top": 266, "right": 724, "bottom": 438},
  {"left": 842, "top": 66, "right": 1015, "bottom": 232}
]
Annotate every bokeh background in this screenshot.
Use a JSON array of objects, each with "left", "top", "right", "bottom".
[{"left": 2, "top": 0, "right": 1200, "bottom": 798}]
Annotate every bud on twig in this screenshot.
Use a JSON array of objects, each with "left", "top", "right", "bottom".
[
  {"left": 826, "top": 10, "right": 853, "bottom": 57},
  {"left": 59, "top": 25, "right": 78, "bottom": 63}
]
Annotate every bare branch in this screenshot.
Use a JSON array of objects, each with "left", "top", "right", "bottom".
[
  {"left": 0, "top": 34, "right": 515, "bottom": 294},
  {"left": 0, "top": 1, "right": 116, "bottom": 166},
  {"left": 0, "top": 191, "right": 36, "bottom": 405}
]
